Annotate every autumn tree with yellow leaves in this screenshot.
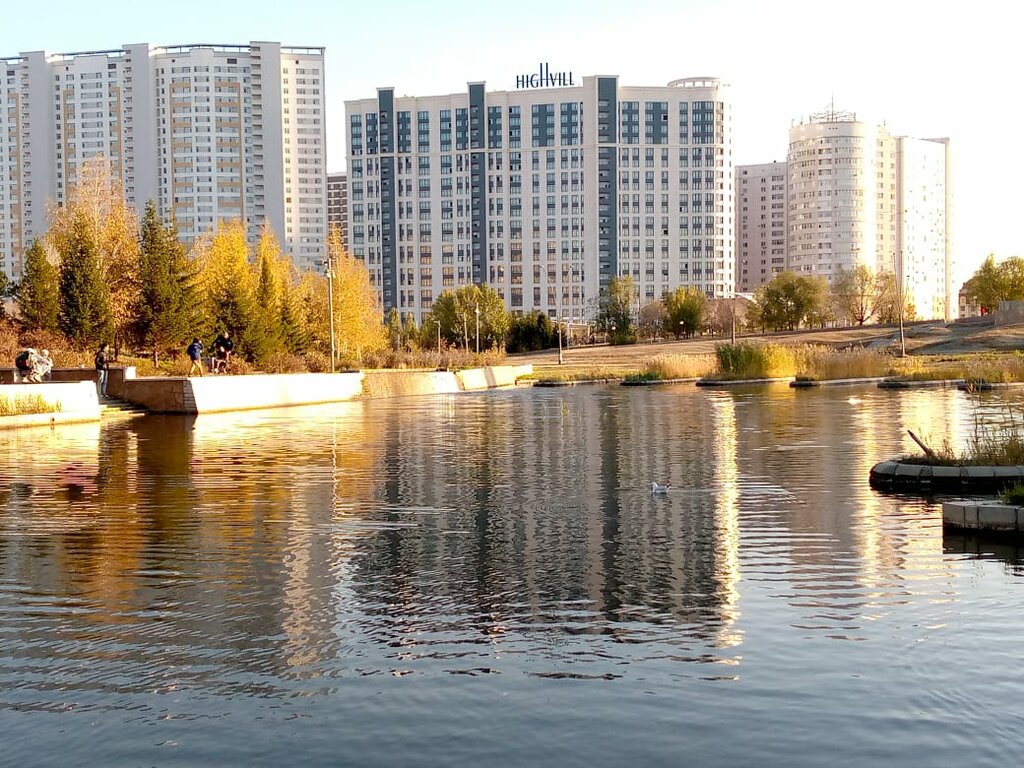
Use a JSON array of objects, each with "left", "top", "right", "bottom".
[
  {"left": 192, "top": 220, "right": 256, "bottom": 351},
  {"left": 327, "top": 227, "right": 385, "bottom": 365},
  {"left": 48, "top": 158, "right": 140, "bottom": 351}
]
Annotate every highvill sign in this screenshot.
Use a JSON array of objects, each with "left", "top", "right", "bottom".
[{"left": 516, "top": 63, "right": 576, "bottom": 89}]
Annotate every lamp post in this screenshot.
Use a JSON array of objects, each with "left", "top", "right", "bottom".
[
  {"left": 557, "top": 317, "right": 564, "bottom": 365},
  {"left": 326, "top": 254, "right": 336, "bottom": 373},
  {"left": 475, "top": 303, "right": 480, "bottom": 354},
  {"left": 435, "top": 317, "right": 442, "bottom": 351},
  {"left": 897, "top": 250, "right": 907, "bottom": 357},
  {"left": 730, "top": 296, "right": 737, "bottom": 345}
]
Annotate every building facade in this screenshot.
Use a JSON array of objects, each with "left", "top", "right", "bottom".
[
  {"left": 326, "top": 171, "right": 348, "bottom": 250},
  {"left": 0, "top": 41, "right": 326, "bottom": 279},
  {"left": 786, "top": 109, "right": 953, "bottom": 319},
  {"left": 735, "top": 161, "right": 787, "bottom": 293},
  {"left": 345, "top": 75, "right": 733, "bottom": 322}
]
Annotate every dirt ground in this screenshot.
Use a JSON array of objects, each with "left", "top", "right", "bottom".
[{"left": 510, "top": 317, "right": 1024, "bottom": 374}]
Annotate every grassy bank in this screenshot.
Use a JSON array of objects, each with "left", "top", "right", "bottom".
[{"left": 0, "top": 393, "right": 62, "bottom": 416}]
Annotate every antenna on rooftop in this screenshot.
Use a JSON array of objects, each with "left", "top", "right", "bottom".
[{"left": 809, "top": 95, "right": 855, "bottom": 123}]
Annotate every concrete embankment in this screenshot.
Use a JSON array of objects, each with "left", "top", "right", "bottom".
[
  {"left": 120, "top": 371, "right": 366, "bottom": 414},
  {"left": 943, "top": 502, "right": 1024, "bottom": 534},
  {"left": 361, "top": 365, "right": 532, "bottom": 399},
  {"left": 1, "top": 364, "right": 534, "bottom": 416},
  {"left": 0, "top": 381, "right": 100, "bottom": 429}
]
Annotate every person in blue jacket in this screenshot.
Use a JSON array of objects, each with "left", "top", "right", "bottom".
[{"left": 187, "top": 338, "right": 204, "bottom": 377}]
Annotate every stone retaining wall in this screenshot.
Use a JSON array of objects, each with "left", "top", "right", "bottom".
[
  {"left": 456, "top": 365, "right": 533, "bottom": 391},
  {"left": 361, "top": 370, "right": 461, "bottom": 399},
  {"left": 0, "top": 381, "right": 101, "bottom": 429},
  {"left": 121, "top": 372, "right": 365, "bottom": 414}
]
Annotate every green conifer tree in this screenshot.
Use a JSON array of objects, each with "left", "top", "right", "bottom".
[
  {"left": 137, "top": 201, "right": 196, "bottom": 364},
  {"left": 57, "top": 212, "right": 111, "bottom": 348},
  {"left": 16, "top": 240, "right": 60, "bottom": 332}
]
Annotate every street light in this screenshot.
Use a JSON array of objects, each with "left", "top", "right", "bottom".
[
  {"left": 897, "top": 250, "right": 907, "bottom": 357},
  {"left": 434, "top": 317, "right": 442, "bottom": 351},
  {"left": 730, "top": 296, "right": 737, "bottom": 345},
  {"left": 325, "top": 254, "right": 336, "bottom": 373},
  {"left": 557, "top": 317, "right": 564, "bottom": 365}
]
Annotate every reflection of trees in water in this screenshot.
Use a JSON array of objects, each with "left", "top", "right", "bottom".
[
  {"left": 352, "top": 389, "right": 739, "bottom": 655},
  {"left": 0, "top": 406, "right": 383, "bottom": 695}
]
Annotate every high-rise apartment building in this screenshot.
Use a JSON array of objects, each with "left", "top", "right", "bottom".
[
  {"left": 787, "top": 109, "right": 953, "bottom": 319},
  {"left": 736, "top": 161, "right": 787, "bottom": 293},
  {"left": 326, "top": 171, "right": 348, "bottom": 250},
  {"left": 0, "top": 41, "right": 326, "bottom": 279},
  {"left": 345, "top": 74, "right": 733, "bottom": 322}
]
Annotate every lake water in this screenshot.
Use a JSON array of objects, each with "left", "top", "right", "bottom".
[{"left": 1, "top": 383, "right": 1023, "bottom": 766}]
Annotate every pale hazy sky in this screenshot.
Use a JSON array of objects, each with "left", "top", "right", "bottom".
[{"left": 2, "top": 0, "right": 1018, "bottom": 277}]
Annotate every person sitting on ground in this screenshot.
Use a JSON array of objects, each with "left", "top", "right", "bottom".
[
  {"left": 212, "top": 330, "right": 234, "bottom": 374},
  {"left": 26, "top": 349, "right": 53, "bottom": 383},
  {"left": 14, "top": 348, "right": 38, "bottom": 383},
  {"left": 186, "top": 337, "right": 204, "bottom": 377}
]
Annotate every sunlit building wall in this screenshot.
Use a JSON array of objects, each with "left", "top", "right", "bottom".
[
  {"left": 785, "top": 109, "right": 954, "bottom": 320},
  {"left": 736, "top": 161, "right": 787, "bottom": 292},
  {"left": 345, "top": 76, "right": 734, "bottom": 322},
  {"left": 0, "top": 41, "right": 326, "bottom": 279},
  {"left": 327, "top": 171, "right": 348, "bottom": 250}
]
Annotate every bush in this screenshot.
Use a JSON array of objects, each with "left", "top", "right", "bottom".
[
  {"left": 0, "top": 320, "right": 19, "bottom": 362},
  {"left": 1002, "top": 482, "right": 1024, "bottom": 505},
  {"left": 303, "top": 349, "right": 332, "bottom": 373},
  {"left": 259, "top": 351, "right": 308, "bottom": 374}
]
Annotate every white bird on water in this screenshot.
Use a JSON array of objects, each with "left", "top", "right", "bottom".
[{"left": 651, "top": 482, "right": 670, "bottom": 495}]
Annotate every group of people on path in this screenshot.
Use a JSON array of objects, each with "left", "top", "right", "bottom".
[
  {"left": 13, "top": 348, "right": 53, "bottom": 383},
  {"left": 12, "top": 331, "right": 234, "bottom": 396},
  {"left": 187, "top": 331, "right": 233, "bottom": 377}
]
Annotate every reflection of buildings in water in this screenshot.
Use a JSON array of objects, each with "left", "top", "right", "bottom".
[
  {"left": 709, "top": 395, "right": 742, "bottom": 649},
  {"left": 352, "top": 388, "right": 742, "bottom": 656},
  {"left": 731, "top": 387, "right": 957, "bottom": 628}
]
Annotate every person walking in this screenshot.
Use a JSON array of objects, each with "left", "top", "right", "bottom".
[
  {"left": 187, "top": 337, "right": 204, "bottom": 377},
  {"left": 95, "top": 343, "right": 110, "bottom": 397}
]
